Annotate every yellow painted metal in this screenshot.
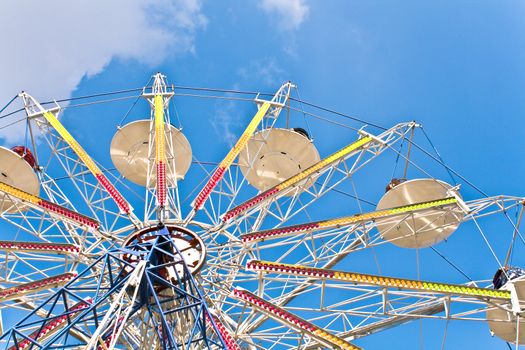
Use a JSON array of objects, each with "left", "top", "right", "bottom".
[
  {"left": 154, "top": 95, "right": 166, "bottom": 164},
  {"left": 43, "top": 112, "right": 100, "bottom": 175},
  {"left": 248, "top": 260, "right": 511, "bottom": 300},
  {"left": 318, "top": 197, "right": 458, "bottom": 229},
  {"left": 0, "top": 181, "right": 40, "bottom": 204},
  {"left": 275, "top": 136, "right": 372, "bottom": 191},
  {"left": 219, "top": 102, "right": 271, "bottom": 168}
]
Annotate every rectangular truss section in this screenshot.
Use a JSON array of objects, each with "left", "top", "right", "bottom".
[
  {"left": 221, "top": 122, "right": 416, "bottom": 229},
  {"left": 192, "top": 82, "right": 293, "bottom": 213},
  {"left": 232, "top": 288, "right": 361, "bottom": 350},
  {"left": 246, "top": 260, "right": 511, "bottom": 300},
  {"left": 222, "top": 135, "right": 373, "bottom": 222},
  {"left": 0, "top": 272, "right": 77, "bottom": 302},
  {"left": 242, "top": 197, "right": 458, "bottom": 243},
  {"left": 0, "top": 241, "right": 79, "bottom": 255},
  {"left": 0, "top": 181, "right": 99, "bottom": 229},
  {"left": 40, "top": 111, "right": 132, "bottom": 215}
]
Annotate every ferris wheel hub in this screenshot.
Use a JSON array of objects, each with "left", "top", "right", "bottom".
[{"left": 121, "top": 224, "right": 206, "bottom": 282}]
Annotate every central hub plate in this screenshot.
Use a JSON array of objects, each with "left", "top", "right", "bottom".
[{"left": 122, "top": 225, "right": 206, "bottom": 281}]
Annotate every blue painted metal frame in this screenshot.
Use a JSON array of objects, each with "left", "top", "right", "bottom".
[{"left": 0, "top": 226, "right": 228, "bottom": 350}]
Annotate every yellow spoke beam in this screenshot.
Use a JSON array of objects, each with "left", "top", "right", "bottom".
[
  {"left": 41, "top": 111, "right": 132, "bottom": 215},
  {"left": 223, "top": 136, "right": 373, "bottom": 223},
  {"left": 154, "top": 94, "right": 167, "bottom": 207},
  {"left": 247, "top": 260, "right": 510, "bottom": 300},
  {"left": 193, "top": 102, "right": 271, "bottom": 211},
  {"left": 242, "top": 197, "right": 458, "bottom": 243},
  {"left": 0, "top": 181, "right": 99, "bottom": 229}
]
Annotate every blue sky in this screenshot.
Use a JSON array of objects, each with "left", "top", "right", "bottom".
[{"left": 1, "top": 1, "right": 525, "bottom": 349}]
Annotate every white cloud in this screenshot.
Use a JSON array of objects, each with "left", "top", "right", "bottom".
[
  {"left": 0, "top": 0, "right": 206, "bottom": 144},
  {"left": 258, "top": 0, "right": 309, "bottom": 30}
]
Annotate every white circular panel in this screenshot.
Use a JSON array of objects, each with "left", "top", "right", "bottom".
[
  {"left": 487, "top": 279, "right": 525, "bottom": 344},
  {"left": 376, "top": 178, "right": 463, "bottom": 248},
  {"left": 239, "top": 128, "right": 320, "bottom": 193},
  {"left": 110, "top": 120, "right": 192, "bottom": 186}
]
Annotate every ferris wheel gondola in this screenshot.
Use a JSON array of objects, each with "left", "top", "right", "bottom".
[{"left": 0, "top": 146, "right": 39, "bottom": 213}]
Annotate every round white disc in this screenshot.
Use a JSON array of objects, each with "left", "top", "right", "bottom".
[
  {"left": 110, "top": 120, "right": 192, "bottom": 186},
  {"left": 375, "top": 178, "right": 463, "bottom": 248}
]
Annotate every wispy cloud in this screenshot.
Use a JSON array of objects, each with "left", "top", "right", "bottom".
[
  {"left": 258, "top": 0, "right": 309, "bottom": 31},
  {"left": 210, "top": 58, "right": 285, "bottom": 145},
  {"left": 0, "top": 0, "right": 206, "bottom": 143},
  {"left": 210, "top": 99, "right": 243, "bottom": 147},
  {"left": 237, "top": 57, "right": 285, "bottom": 87}
]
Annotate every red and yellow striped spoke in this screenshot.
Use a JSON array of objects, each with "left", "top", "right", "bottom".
[
  {"left": 154, "top": 95, "right": 167, "bottom": 207},
  {"left": 0, "top": 272, "right": 77, "bottom": 302},
  {"left": 232, "top": 288, "right": 361, "bottom": 350},
  {"left": 206, "top": 313, "right": 240, "bottom": 350},
  {"left": 0, "top": 241, "right": 79, "bottom": 255},
  {"left": 9, "top": 298, "right": 91, "bottom": 350},
  {"left": 222, "top": 136, "right": 373, "bottom": 222},
  {"left": 42, "top": 112, "right": 131, "bottom": 214},
  {"left": 246, "top": 260, "right": 511, "bottom": 300},
  {"left": 193, "top": 102, "right": 271, "bottom": 211},
  {"left": 242, "top": 197, "right": 458, "bottom": 243},
  {"left": 0, "top": 181, "right": 99, "bottom": 229}
]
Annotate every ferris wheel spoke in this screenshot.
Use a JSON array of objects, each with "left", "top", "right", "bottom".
[
  {"left": 236, "top": 195, "right": 525, "bottom": 335},
  {"left": 141, "top": 74, "right": 187, "bottom": 223},
  {"left": 252, "top": 195, "right": 523, "bottom": 262},
  {"left": 0, "top": 181, "right": 120, "bottom": 251},
  {"left": 237, "top": 259, "right": 516, "bottom": 346},
  {"left": 0, "top": 272, "right": 77, "bottom": 303},
  {"left": 20, "top": 92, "right": 140, "bottom": 232},
  {"left": 243, "top": 195, "right": 524, "bottom": 274},
  {"left": 242, "top": 196, "right": 459, "bottom": 244},
  {"left": 187, "top": 82, "right": 294, "bottom": 224},
  {"left": 232, "top": 287, "right": 362, "bottom": 350},
  {"left": 232, "top": 272, "right": 503, "bottom": 349},
  {"left": 221, "top": 122, "right": 417, "bottom": 233},
  {"left": 206, "top": 313, "right": 241, "bottom": 350},
  {"left": 0, "top": 181, "right": 99, "bottom": 230},
  {"left": 0, "top": 241, "right": 80, "bottom": 256},
  {"left": 247, "top": 260, "right": 510, "bottom": 300}
]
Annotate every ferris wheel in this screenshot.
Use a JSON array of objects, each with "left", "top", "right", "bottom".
[{"left": 0, "top": 72, "right": 523, "bottom": 349}]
